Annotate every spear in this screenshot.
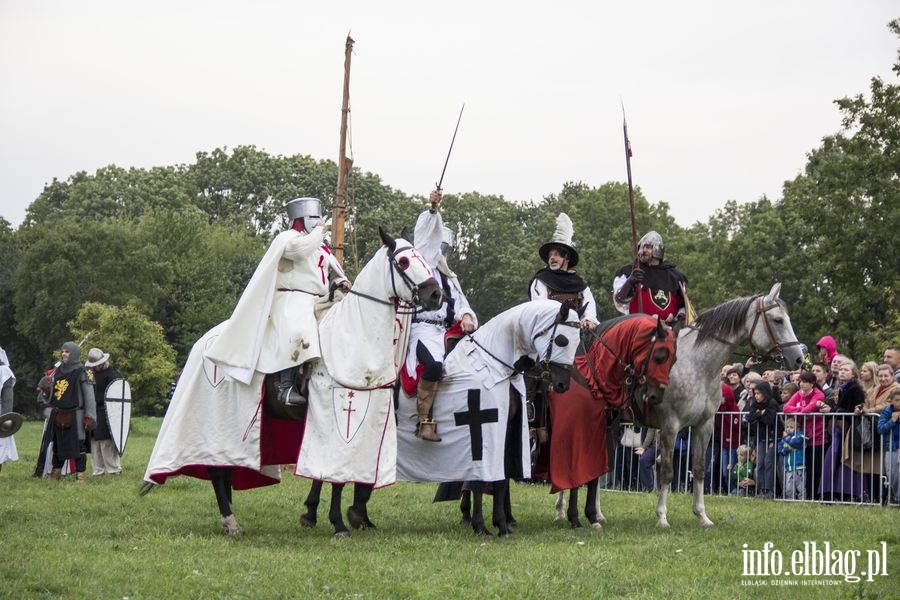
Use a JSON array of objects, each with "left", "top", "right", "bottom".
[
  {"left": 333, "top": 33, "right": 354, "bottom": 267},
  {"left": 435, "top": 103, "right": 465, "bottom": 191},
  {"left": 621, "top": 100, "right": 642, "bottom": 313}
]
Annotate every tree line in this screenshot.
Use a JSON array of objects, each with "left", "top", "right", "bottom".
[{"left": 1, "top": 22, "right": 898, "bottom": 414}]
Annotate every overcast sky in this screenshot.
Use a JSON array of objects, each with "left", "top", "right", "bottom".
[{"left": 1, "top": 1, "right": 897, "bottom": 229}]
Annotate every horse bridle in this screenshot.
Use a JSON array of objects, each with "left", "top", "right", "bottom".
[
  {"left": 348, "top": 243, "right": 433, "bottom": 312},
  {"left": 687, "top": 295, "right": 801, "bottom": 362},
  {"left": 747, "top": 295, "right": 802, "bottom": 357},
  {"left": 583, "top": 323, "right": 667, "bottom": 406}
]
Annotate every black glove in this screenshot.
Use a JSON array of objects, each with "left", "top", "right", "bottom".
[
  {"left": 628, "top": 268, "right": 645, "bottom": 284},
  {"left": 513, "top": 355, "right": 536, "bottom": 373}
]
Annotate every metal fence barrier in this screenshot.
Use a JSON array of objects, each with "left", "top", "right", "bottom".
[{"left": 601, "top": 412, "right": 899, "bottom": 507}]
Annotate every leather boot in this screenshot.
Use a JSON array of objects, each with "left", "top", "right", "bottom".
[
  {"left": 75, "top": 472, "right": 86, "bottom": 483},
  {"left": 50, "top": 468, "right": 61, "bottom": 481},
  {"left": 416, "top": 379, "right": 441, "bottom": 442},
  {"left": 277, "top": 367, "right": 306, "bottom": 406}
]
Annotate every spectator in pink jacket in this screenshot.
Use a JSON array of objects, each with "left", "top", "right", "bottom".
[
  {"left": 783, "top": 370, "right": 828, "bottom": 500},
  {"left": 815, "top": 336, "right": 838, "bottom": 369}
]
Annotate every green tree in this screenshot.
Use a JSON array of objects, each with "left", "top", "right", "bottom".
[
  {"left": 68, "top": 302, "right": 177, "bottom": 415},
  {"left": 779, "top": 19, "right": 900, "bottom": 359}
]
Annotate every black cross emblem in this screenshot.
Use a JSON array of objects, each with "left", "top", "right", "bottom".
[{"left": 454, "top": 389, "right": 499, "bottom": 461}]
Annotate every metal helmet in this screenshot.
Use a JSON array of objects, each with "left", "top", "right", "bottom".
[
  {"left": 440, "top": 226, "right": 455, "bottom": 257},
  {"left": 637, "top": 230, "right": 664, "bottom": 262},
  {"left": 285, "top": 197, "right": 323, "bottom": 232}
]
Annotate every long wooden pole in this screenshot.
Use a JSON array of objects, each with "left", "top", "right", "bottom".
[
  {"left": 333, "top": 34, "right": 354, "bottom": 266},
  {"left": 622, "top": 102, "right": 642, "bottom": 313}
]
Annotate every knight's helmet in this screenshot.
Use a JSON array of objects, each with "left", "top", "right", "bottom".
[
  {"left": 538, "top": 213, "right": 579, "bottom": 268},
  {"left": 440, "top": 226, "right": 456, "bottom": 258},
  {"left": 285, "top": 197, "right": 323, "bottom": 233},
  {"left": 637, "top": 230, "right": 665, "bottom": 262}
]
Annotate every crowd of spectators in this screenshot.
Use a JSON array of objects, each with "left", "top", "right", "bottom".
[{"left": 611, "top": 340, "right": 900, "bottom": 506}]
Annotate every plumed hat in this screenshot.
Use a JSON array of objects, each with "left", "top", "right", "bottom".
[{"left": 538, "top": 213, "right": 579, "bottom": 268}]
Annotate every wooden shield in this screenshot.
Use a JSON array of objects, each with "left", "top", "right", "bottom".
[{"left": 104, "top": 379, "right": 132, "bottom": 455}]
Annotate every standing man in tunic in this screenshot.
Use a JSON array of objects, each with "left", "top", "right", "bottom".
[
  {"left": 48, "top": 342, "right": 97, "bottom": 482},
  {"left": 402, "top": 189, "right": 477, "bottom": 442},
  {"left": 84, "top": 347, "right": 123, "bottom": 476}
]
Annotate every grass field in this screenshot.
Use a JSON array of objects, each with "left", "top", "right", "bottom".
[{"left": 1, "top": 417, "right": 897, "bottom": 599}]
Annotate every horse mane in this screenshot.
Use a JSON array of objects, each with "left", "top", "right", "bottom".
[{"left": 691, "top": 294, "right": 771, "bottom": 345}]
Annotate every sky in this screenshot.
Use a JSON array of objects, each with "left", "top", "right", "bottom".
[{"left": 1, "top": 1, "right": 897, "bottom": 229}]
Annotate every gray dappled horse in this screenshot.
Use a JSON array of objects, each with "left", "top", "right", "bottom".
[{"left": 597, "top": 283, "right": 804, "bottom": 528}]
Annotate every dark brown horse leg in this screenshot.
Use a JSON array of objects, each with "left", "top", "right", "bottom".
[
  {"left": 347, "top": 483, "right": 376, "bottom": 529},
  {"left": 585, "top": 479, "right": 601, "bottom": 528},
  {"left": 329, "top": 482, "right": 349, "bottom": 538},
  {"left": 300, "top": 479, "right": 322, "bottom": 527},
  {"left": 567, "top": 485, "right": 583, "bottom": 529},
  {"left": 459, "top": 489, "right": 472, "bottom": 524},
  {"left": 470, "top": 483, "right": 491, "bottom": 536},
  {"left": 491, "top": 479, "right": 511, "bottom": 537},
  {"left": 209, "top": 467, "right": 242, "bottom": 536},
  {"left": 502, "top": 481, "right": 517, "bottom": 529}
]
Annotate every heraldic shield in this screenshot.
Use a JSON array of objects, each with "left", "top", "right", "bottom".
[
  {"left": 105, "top": 378, "right": 132, "bottom": 455},
  {"left": 332, "top": 387, "right": 372, "bottom": 443}
]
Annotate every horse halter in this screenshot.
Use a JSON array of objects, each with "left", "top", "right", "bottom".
[
  {"left": 747, "top": 296, "right": 802, "bottom": 358},
  {"left": 533, "top": 319, "right": 581, "bottom": 383},
  {"left": 348, "top": 243, "right": 432, "bottom": 310},
  {"left": 588, "top": 322, "right": 668, "bottom": 405}
]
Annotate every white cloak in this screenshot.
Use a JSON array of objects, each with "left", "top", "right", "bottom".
[{"left": 205, "top": 227, "right": 346, "bottom": 384}]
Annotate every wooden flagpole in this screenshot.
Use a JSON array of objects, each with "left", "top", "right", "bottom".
[{"left": 332, "top": 34, "right": 354, "bottom": 266}]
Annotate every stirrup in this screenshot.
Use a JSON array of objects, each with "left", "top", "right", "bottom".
[
  {"left": 279, "top": 386, "right": 307, "bottom": 407},
  {"left": 416, "top": 419, "right": 441, "bottom": 442}
]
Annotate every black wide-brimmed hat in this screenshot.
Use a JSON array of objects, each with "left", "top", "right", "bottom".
[{"left": 538, "top": 213, "right": 579, "bottom": 268}]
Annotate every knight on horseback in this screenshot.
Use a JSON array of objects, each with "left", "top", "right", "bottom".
[
  {"left": 612, "top": 230, "right": 690, "bottom": 326},
  {"left": 204, "top": 197, "right": 350, "bottom": 405},
  {"left": 402, "top": 189, "right": 477, "bottom": 442}
]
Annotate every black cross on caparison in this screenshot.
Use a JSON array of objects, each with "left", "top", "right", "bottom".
[{"left": 454, "top": 389, "right": 499, "bottom": 461}]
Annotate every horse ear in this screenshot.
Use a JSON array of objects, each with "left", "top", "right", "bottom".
[
  {"left": 656, "top": 315, "right": 667, "bottom": 338},
  {"left": 378, "top": 227, "right": 397, "bottom": 254},
  {"left": 558, "top": 300, "right": 571, "bottom": 322},
  {"left": 399, "top": 226, "right": 413, "bottom": 244},
  {"left": 765, "top": 282, "right": 782, "bottom": 304},
  {"left": 576, "top": 303, "right": 587, "bottom": 319}
]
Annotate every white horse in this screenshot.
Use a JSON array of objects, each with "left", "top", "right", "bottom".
[
  {"left": 396, "top": 299, "right": 582, "bottom": 536},
  {"left": 143, "top": 230, "right": 442, "bottom": 536}
]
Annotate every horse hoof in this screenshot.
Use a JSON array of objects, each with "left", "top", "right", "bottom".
[
  {"left": 507, "top": 519, "right": 518, "bottom": 530},
  {"left": 299, "top": 514, "right": 317, "bottom": 528},
  {"left": 220, "top": 515, "right": 243, "bottom": 537},
  {"left": 570, "top": 521, "right": 583, "bottom": 530},
  {"left": 656, "top": 521, "right": 671, "bottom": 529},
  {"left": 701, "top": 520, "right": 715, "bottom": 529},
  {"left": 333, "top": 530, "right": 350, "bottom": 539},
  {"left": 348, "top": 507, "right": 377, "bottom": 530},
  {"left": 460, "top": 515, "right": 472, "bottom": 524},
  {"left": 591, "top": 522, "right": 603, "bottom": 530},
  {"left": 473, "top": 527, "right": 493, "bottom": 538}
]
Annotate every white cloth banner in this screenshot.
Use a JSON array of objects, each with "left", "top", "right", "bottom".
[
  {"left": 144, "top": 325, "right": 281, "bottom": 486},
  {"left": 296, "top": 366, "right": 396, "bottom": 487},
  {"left": 396, "top": 345, "right": 529, "bottom": 483}
]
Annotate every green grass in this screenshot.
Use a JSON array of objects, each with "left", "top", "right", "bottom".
[{"left": 1, "top": 418, "right": 897, "bottom": 599}]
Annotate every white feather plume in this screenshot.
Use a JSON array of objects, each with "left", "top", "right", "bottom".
[{"left": 551, "top": 213, "right": 575, "bottom": 246}]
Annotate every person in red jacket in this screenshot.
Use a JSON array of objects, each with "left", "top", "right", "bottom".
[{"left": 708, "top": 384, "right": 741, "bottom": 494}]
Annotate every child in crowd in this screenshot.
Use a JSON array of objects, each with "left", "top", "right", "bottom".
[
  {"left": 877, "top": 388, "right": 900, "bottom": 503},
  {"left": 778, "top": 417, "right": 807, "bottom": 500},
  {"left": 729, "top": 444, "right": 756, "bottom": 496}
]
